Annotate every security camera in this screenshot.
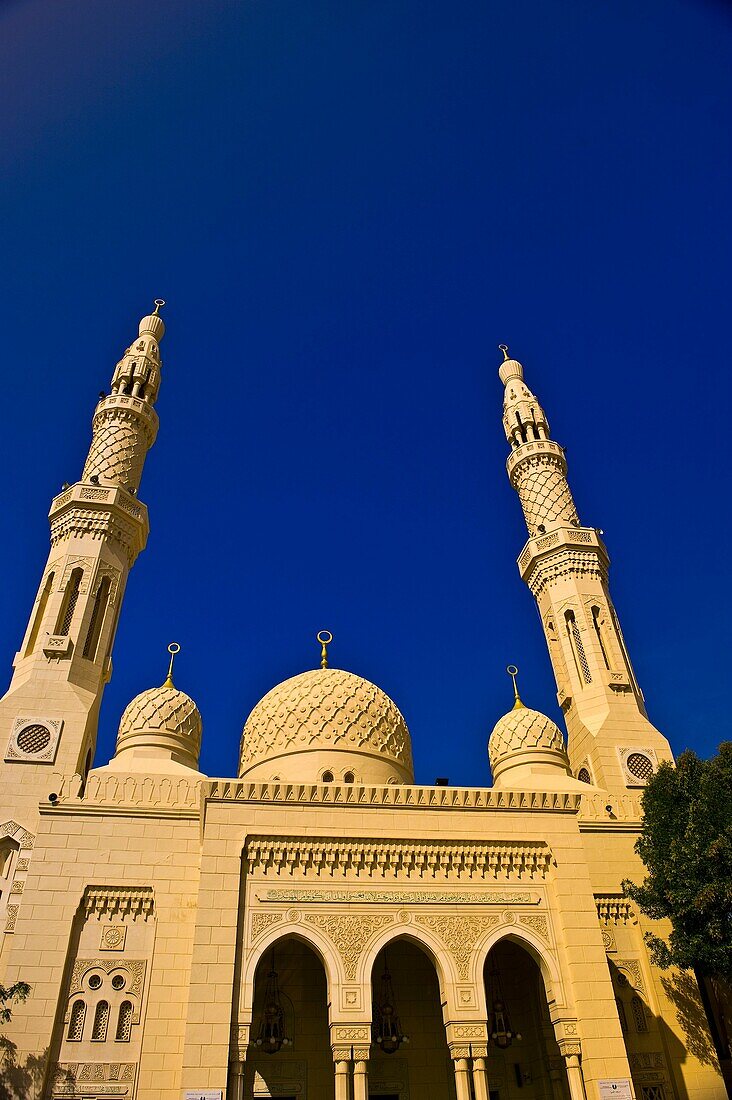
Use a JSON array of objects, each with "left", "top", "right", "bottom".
[
  {"left": 48, "top": 792, "right": 58, "bottom": 804},
  {"left": 605, "top": 803, "right": 613, "bottom": 813}
]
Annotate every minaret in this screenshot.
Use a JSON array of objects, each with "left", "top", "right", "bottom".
[
  {"left": 497, "top": 345, "right": 673, "bottom": 793},
  {"left": 0, "top": 303, "right": 166, "bottom": 843}
]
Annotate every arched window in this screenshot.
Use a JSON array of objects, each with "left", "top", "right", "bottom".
[
  {"left": 565, "top": 610, "right": 592, "bottom": 685},
  {"left": 615, "top": 997, "right": 627, "bottom": 1035},
  {"left": 25, "top": 572, "right": 54, "bottom": 656},
  {"left": 591, "top": 605, "right": 611, "bottom": 670},
  {"left": 56, "top": 568, "right": 83, "bottom": 636},
  {"left": 321, "top": 771, "right": 334, "bottom": 783},
  {"left": 632, "top": 994, "right": 648, "bottom": 1033},
  {"left": 91, "top": 1000, "right": 109, "bottom": 1041},
  {"left": 67, "top": 1000, "right": 86, "bottom": 1041},
  {"left": 82, "top": 576, "right": 110, "bottom": 660},
  {"left": 0, "top": 837, "right": 19, "bottom": 881},
  {"left": 115, "top": 1001, "right": 133, "bottom": 1042},
  {"left": 343, "top": 771, "right": 355, "bottom": 784},
  {"left": 577, "top": 767, "right": 592, "bottom": 784}
]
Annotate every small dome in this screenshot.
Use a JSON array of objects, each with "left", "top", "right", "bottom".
[
  {"left": 239, "top": 667, "right": 414, "bottom": 784},
  {"left": 489, "top": 701, "right": 569, "bottom": 785},
  {"left": 115, "top": 681, "right": 202, "bottom": 771}
]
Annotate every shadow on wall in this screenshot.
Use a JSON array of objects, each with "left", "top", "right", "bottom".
[
  {"left": 661, "top": 972, "right": 720, "bottom": 1070},
  {"left": 0, "top": 1038, "right": 48, "bottom": 1099}
]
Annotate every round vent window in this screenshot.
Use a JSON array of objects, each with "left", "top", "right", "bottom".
[
  {"left": 577, "top": 767, "right": 592, "bottom": 784},
  {"left": 111, "top": 975, "right": 125, "bottom": 990},
  {"left": 626, "top": 752, "right": 653, "bottom": 781},
  {"left": 88, "top": 974, "right": 102, "bottom": 990},
  {"left": 16, "top": 724, "right": 51, "bottom": 754}
]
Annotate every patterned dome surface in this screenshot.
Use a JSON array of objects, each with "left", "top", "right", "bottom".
[
  {"left": 488, "top": 705, "right": 565, "bottom": 770},
  {"left": 239, "top": 668, "right": 413, "bottom": 777},
  {"left": 118, "top": 683, "right": 202, "bottom": 748}
]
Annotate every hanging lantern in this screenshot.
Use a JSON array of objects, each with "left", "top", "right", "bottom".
[
  {"left": 489, "top": 967, "right": 522, "bottom": 1049},
  {"left": 255, "top": 953, "right": 292, "bottom": 1055},
  {"left": 373, "top": 962, "right": 409, "bottom": 1055}
]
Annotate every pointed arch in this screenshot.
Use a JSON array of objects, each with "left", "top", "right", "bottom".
[{"left": 473, "top": 925, "right": 567, "bottom": 1018}]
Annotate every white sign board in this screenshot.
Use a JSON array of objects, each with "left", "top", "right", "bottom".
[
  {"left": 183, "top": 1092, "right": 223, "bottom": 1100},
  {"left": 598, "top": 1081, "right": 633, "bottom": 1100}
]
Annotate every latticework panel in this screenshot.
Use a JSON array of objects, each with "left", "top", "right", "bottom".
[{"left": 512, "top": 455, "right": 578, "bottom": 535}]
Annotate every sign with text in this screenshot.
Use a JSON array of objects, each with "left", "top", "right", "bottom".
[
  {"left": 598, "top": 1081, "right": 633, "bottom": 1100},
  {"left": 183, "top": 1091, "right": 223, "bottom": 1100}
]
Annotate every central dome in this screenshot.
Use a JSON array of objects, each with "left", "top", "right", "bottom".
[{"left": 239, "top": 667, "right": 414, "bottom": 784}]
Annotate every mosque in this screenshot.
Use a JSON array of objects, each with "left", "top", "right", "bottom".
[{"left": 0, "top": 305, "right": 723, "bottom": 1100}]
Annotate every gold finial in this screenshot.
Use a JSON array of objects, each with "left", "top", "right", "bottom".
[
  {"left": 498, "top": 343, "right": 510, "bottom": 361},
  {"left": 317, "top": 630, "right": 333, "bottom": 669},
  {"left": 152, "top": 298, "right": 166, "bottom": 316},
  {"left": 506, "top": 664, "right": 524, "bottom": 710},
  {"left": 164, "top": 642, "right": 180, "bottom": 686}
]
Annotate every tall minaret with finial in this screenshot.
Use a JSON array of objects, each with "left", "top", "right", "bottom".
[
  {"left": 0, "top": 302, "right": 166, "bottom": 841},
  {"left": 497, "top": 344, "right": 673, "bottom": 793}
]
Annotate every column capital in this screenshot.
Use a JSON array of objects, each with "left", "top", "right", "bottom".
[
  {"left": 557, "top": 1037, "right": 583, "bottom": 1059},
  {"left": 331, "top": 1044, "right": 353, "bottom": 1064},
  {"left": 448, "top": 1042, "right": 473, "bottom": 1060}
]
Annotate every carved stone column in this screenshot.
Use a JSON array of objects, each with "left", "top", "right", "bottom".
[
  {"left": 449, "top": 1046, "right": 473, "bottom": 1100},
  {"left": 229, "top": 1061, "right": 244, "bottom": 1100},
  {"left": 353, "top": 1046, "right": 370, "bottom": 1100},
  {"left": 471, "top": 1044, "right": 490, "bottom": 1100},
  {"left": 333, "top": 1047, "right": 351, "bottom": 1100},
  {"left": 558, "top": 1039, "right": 587, "bottom": 1100}
]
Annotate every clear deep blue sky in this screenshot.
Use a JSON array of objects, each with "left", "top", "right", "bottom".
[{"left": 1, "top": 1, "right": 730, "bottom": 784}]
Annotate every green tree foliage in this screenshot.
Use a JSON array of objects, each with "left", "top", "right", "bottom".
[
  {"left": 0, "top": 982, "right": 30, "bottom": 1027},
  {"left": 623, "top": 743, "right": 732, "bottom": 980}
]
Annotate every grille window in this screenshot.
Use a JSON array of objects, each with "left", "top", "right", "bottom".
[
  {"left": 83, "top": 576, "right": 110, "bottom": 660},
  {"left": 627, "top": 753, "right": 654, "bottom": 781},
  {"left": 577, "top": 767, "right": 592, "bottom": 784},
  {"left": 56, "top": 568, "right": 83, "bottom": 636},
  {"left": 115, "top": 1001, "right": 133, "bottom": 1042},
  {"left": 632, "top": 994, "right": 649, "bottom": 1033},
  {"left": 91, "top": 1000, "right": 109, "bottom": 1041},
  {"left": 16, "top": 724, "right": 51, "bottom": 755},
  {"left": 25, "top": 572, "right": 54, "bottom": 656},
  {"left": 67, "top": 1000, "right": 86, "bottom": 1041}
]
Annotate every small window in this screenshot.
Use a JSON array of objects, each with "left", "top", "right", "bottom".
[
  {"left": 577, "top": 767, "right": 592, "bottom": 784},
  {"left": 641, "top": 1088, "right": 665, "bottom": 1100},
  {"left": 67, "top": 1000, "right": 86, "bottom": 1041},
  {"left": 626, "top": 753, "right": 654, "bottom": 782},
  {"left": 343, "top": 771, "right": 355, "bottom": 784},
  {"left": 83, "top": 576, "right": 110, "bottom": 660},
  {"left": 322, "top": 770, "right": 334, "bottom": 783},
  {"left": 25, "top": 571, "right": 54, "bottom": 656},
  {"left": 632, "top": 994, "right": 649, "bottom": 1033},
  {"left": 56, "top": 568, "right": 83, "bottom": 636},
  {"left": 115, "top": 1001, "right": 133, "bottom": 1042},
  {"left": 88, "top": 974, "right": 102, "bottom": 990},
  {"left": 111, "top": 974, "right": 125, "bottom": 991},
  {"left": 91, "top": 1000, "right": 109, "bottom": 1041}
]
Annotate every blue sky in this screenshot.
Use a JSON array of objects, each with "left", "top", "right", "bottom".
[{"left": 1, "top": 0, "right": 730, "bottom": 784}]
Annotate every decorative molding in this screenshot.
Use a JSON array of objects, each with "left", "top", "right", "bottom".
[
  {"left": 304, "top": 913, "right": 394, "bottom": 978},
  {"left": 615, "top": 958, "right": 645, "bottom": 995},
  {"left": 51, "top": 1062, "right": 136, "bottom": 1095},
  {"left": 415, "top": 914, "right": 500, "bottom": 978},
  {"left": 207, "top": 779, "right": 580, "bottom": 813},
  {"left": 68, "top": 960, "right": 146, "bottom": 1024},
  {"left": 333, "top": 1026, "right": 370, "bottom": 1041},
  {"left": 246, "top": 837, "right": 553, "bottom": 881},
  {"left": 595, "top": 894, "right": 635, "bottom": 924},
  {"left": 83, "top": 886, "right": 154, "bottom": 921},
  {"left": 262, "top": 888, "right": 539, "bottom": 905}
]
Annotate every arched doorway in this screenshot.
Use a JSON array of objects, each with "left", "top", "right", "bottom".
[
  {"left": 243, "top": 936, "right": 331, "bottom": 1099},
  {"left": 370, "top": 937, "right": 455, "bottom": 1100},
  {"left": 483, "top": 939, "right": 568, "bottom": 1100}
]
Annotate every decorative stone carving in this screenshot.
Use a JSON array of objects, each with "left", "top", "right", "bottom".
[
  {"left": 263, "top": 888, "right": 539, "bottom": 904},
  {"left": 83, "top": 886, "right": 154, "bottom": 920},
  {"left": 615, "top": 958, "right": 645, "bottom": 995},
  {"left": 595, "top": 894, "right": 635, "bottom": 924},
  {"left": 5, "top": 716, "right": 63, "bottom": 764},
  {"left": 246, "top": 836, "right": 552, "bottom": 881},
  {"left": 100, "top": 925, "right": 127, "bottom": 951},
  {"left": 333, "top": 1026, "right": 370, "bottom": 1040},
  {"left": 519, "top": 913, "right": 550, "bottom": 941},
  {"left": 250, "top": 912, "right": 284, "bottom": 943},
  {"left": 69, "top": 959, "right": 146, "bottom": 1013},
  {"left": 304, "top": 913, "right": 394, "bottom": 978},
  {"left": 415, "top": 913, "right": 500, "bottom": 978}
]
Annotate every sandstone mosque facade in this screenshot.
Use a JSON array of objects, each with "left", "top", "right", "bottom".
[{"left": 0, "top": 306, "right": 723, "bottom": 1100}]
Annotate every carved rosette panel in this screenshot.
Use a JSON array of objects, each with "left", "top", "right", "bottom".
[
  {"left": 304, "top": 913, "right": 394, "bottom": 979},
  {"left": 415, "top": 914, "right": 499, "bottom": 979}
]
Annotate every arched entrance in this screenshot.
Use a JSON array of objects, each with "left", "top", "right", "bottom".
[
  {"left": 483, "top": 939, "right": 569, "bottom": 1100},
  {"left": 370, "top": 937, "right": 455, "bottom": 1100},
  {"left": 243, "top": 936, "right": 331, "bottom": 1099}
]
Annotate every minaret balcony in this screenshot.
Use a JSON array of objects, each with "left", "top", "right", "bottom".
[
  {"left": 48, "top": 483, "right": 150, "bottom": 562},
  {"left": 506, "top": 438, "right": 566, "bottom": 478},
  {"left": 517, "top": 525, "right": 609, "bottom": 582}
]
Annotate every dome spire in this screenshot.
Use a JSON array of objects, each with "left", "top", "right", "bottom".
[
  {"left": 164, "top": 642, "right": 180, "bottom": 688},
  {"left": 506, "top": 664, "right": 524, "bottom": 711},
  {"left": 317, "top": 630, "right": 333, "bottom": 669}
]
